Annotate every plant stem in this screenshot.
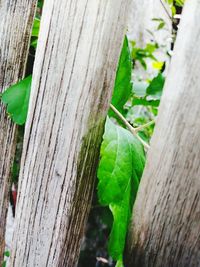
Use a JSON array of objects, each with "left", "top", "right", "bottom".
[
  {"left": 110, "top": 104, "right": 150, "bottom": 150},
  {"left": 160, "top": 0, "right": 173, "bottom": 20},
  {"left": 135, "top": 120, "right": 155, "bottom": 133}
]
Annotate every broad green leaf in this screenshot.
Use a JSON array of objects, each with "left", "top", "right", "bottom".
[
  {"left": 109, "top": 36, "right": 132, "bottom": 116},
  {"left": 108, "top": 189, "right": 132, "bottom": 262},
  {"left": 1, "top": 76, "right": 32, "bottom": 125},
  {"left": 98, "top": 118, "right": 145, "bottom": 205},
  {"left": 97, "top": 118, "right": 145, "bottom": 263},
  {"left": 146, "top": 73, "right": 165, "bottom": 98}
]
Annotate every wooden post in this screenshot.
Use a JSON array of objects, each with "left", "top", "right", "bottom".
[
  {"left": 10, "top": 1, "right": 131, "bottom": 266},
  {"left": 126, "top": 1, "right": 200, "bottom": 266},
  {"left": 0, "top": 0, "right": 37, "bottom": 262}
]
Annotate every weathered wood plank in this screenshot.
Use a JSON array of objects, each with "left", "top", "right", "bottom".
[
  {"left": 126, "top": 1, "right": 200, "bottom": 266},
  {"left": 0, "top": 0, "right": 37, "bottom": 262},
  {"left": 10, "top": 1, "right": 131, "bottom": 266}
]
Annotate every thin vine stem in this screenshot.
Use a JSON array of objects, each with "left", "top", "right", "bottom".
[
  {"left": 110, "top": 104, "right": 150, "bottom": 150},
  {"left": 135, "top": 120, "right": 155, "bottom": 133},
  {"left": 160, "top": 0, "right": 173, "bottom": 20}
]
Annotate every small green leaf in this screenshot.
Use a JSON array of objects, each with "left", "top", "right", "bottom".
[
  {"left": 4, "top": 251, "right": 10, "bottom": 257},
  {"left": 32, "top": 18, "right": 40, "bottom": 37},
  {"left": 97, "top": 118, "right": 145, "bottom": 263},
  {"left": 146, "top": 73, "right": 165, "bottom": 98},
  {"left": 157, "top": 21, "right": 165, "bottom": 30},
  {"left": 1, "top": 76, "right": 32, "bottom": 125},
  {"left": 109, "top": 36, "right": 132, "bottom": 116}
]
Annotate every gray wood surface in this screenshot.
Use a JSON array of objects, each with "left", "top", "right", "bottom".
[
  {"left": 10, "top": 1, "right": 131, "bottom": 266},
  {"left": 126, "top": 1, "right": 200, "bottom": 266},
  {"left": 0, "top": 0, "right": 37, "bottom": 262}
]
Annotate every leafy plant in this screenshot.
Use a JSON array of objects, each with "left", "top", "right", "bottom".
[
  {"left": 146, "top": 73, "right": 165, "bottom": 98},
  {"left": 31, "top": 18, "right": 40, "bottom": 48},
  {"left": 1, "top": 76, "right": 32, "bottom": 125},
  {"left": 97, "top": 118, "right": 145, "bottom": 266},
  {"left": 164, "top": 0, "right": 185, "bottom": 16},
  {"left": 97, "top": 31, "right": 166, "bottom": 266},
  {"left": 109, "top": 36, "right": 132, "bottom": 116},
  {"left": 131, "top": 42, "right": 158, "bottom": 69}
]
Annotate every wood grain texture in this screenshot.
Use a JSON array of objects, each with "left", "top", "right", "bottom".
[
  {"left": 126, "top": 1, "right": 200, "bottom": 266},
  {"left": 0, "top": 0, "right": 37, "bottom": 261},
  {"left": 10, "top": 1, "right": 130, "bottom": 266}
]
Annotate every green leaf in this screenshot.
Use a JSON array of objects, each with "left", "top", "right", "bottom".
[
  {"left": 31, "top": 38, "right": 38, "bottom": 49},
  {"left": 146, "top": 73, "right": 165, "bottom": 98},
  {"left": 1, "top": 76, "right": 32, "bottom": 125},
  {"left": 157, "top": 21, "right": 165, "bottom": 30},
  {"left": 131, "top": 42, "right": 158, "bottom": 70},
  {"left": 32, "top": 18, "right": 40, "bottom": 37},
  {"left": 175, "top": 0, "right": 185, "bottom": 7},
  {"left": 171, "top": 5, "right": 176, "bottom": 16},
  {"left": 116, "top": 259, "right": 124, "bottom": 267},
  {"left": 97, "top": 118, "right": 145, "bottom": 262},
  {"left": 38, "top": 0, "right": 43, "bottom": 8},
  {"left": 109, "top": 36, "right": 132, "bottom": 116},
  {"left": 31, "top": 18, "right": 40, "bottom": 48},
  {"left": 4, "top": 251, "right": 10, "bottom": 257}
]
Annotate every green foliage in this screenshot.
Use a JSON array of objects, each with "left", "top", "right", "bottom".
[
  {"left": 166, "top": 0, "right": 185, "bottom": 7},
  {"left": 32, "top": 18, "right": 40, "bottom": 37},
  {"left": 132, "top": 72, "right": 165, "bottom": 110},
  {"left": 131, "top": 42, "right": 158, "bottom": 69},
  {"left": 97, "top": 31, "right": 166, "bottom": 265},
  {"left": 152, "top": 18, "right": 166, "bottom": 30},
  {"left": 2, "top": 251, "right": 10, "bottom": 267},
  {"left": 175, "top": 0, "right": 185, "bottom": 7},
  {"left": 31, "top": 18, "right": 40, "bottom": 48},
  {"left": 146, "top": 73, "right": 165, "bottom": 98},
  {"left": 110, "top": 36, "right": 132, "bottom": 116},
  {"left": 164, "top": 0, "right": 185, "bottom": 16},
  {"left": 37, "top": 0, "right": 43, "bottom": 8},
  {"left": 97, "top": 118, "right": 145, "bottom": 266},
  {"left": 1, "top": 76, "right": 32, "bottom": 125}
]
